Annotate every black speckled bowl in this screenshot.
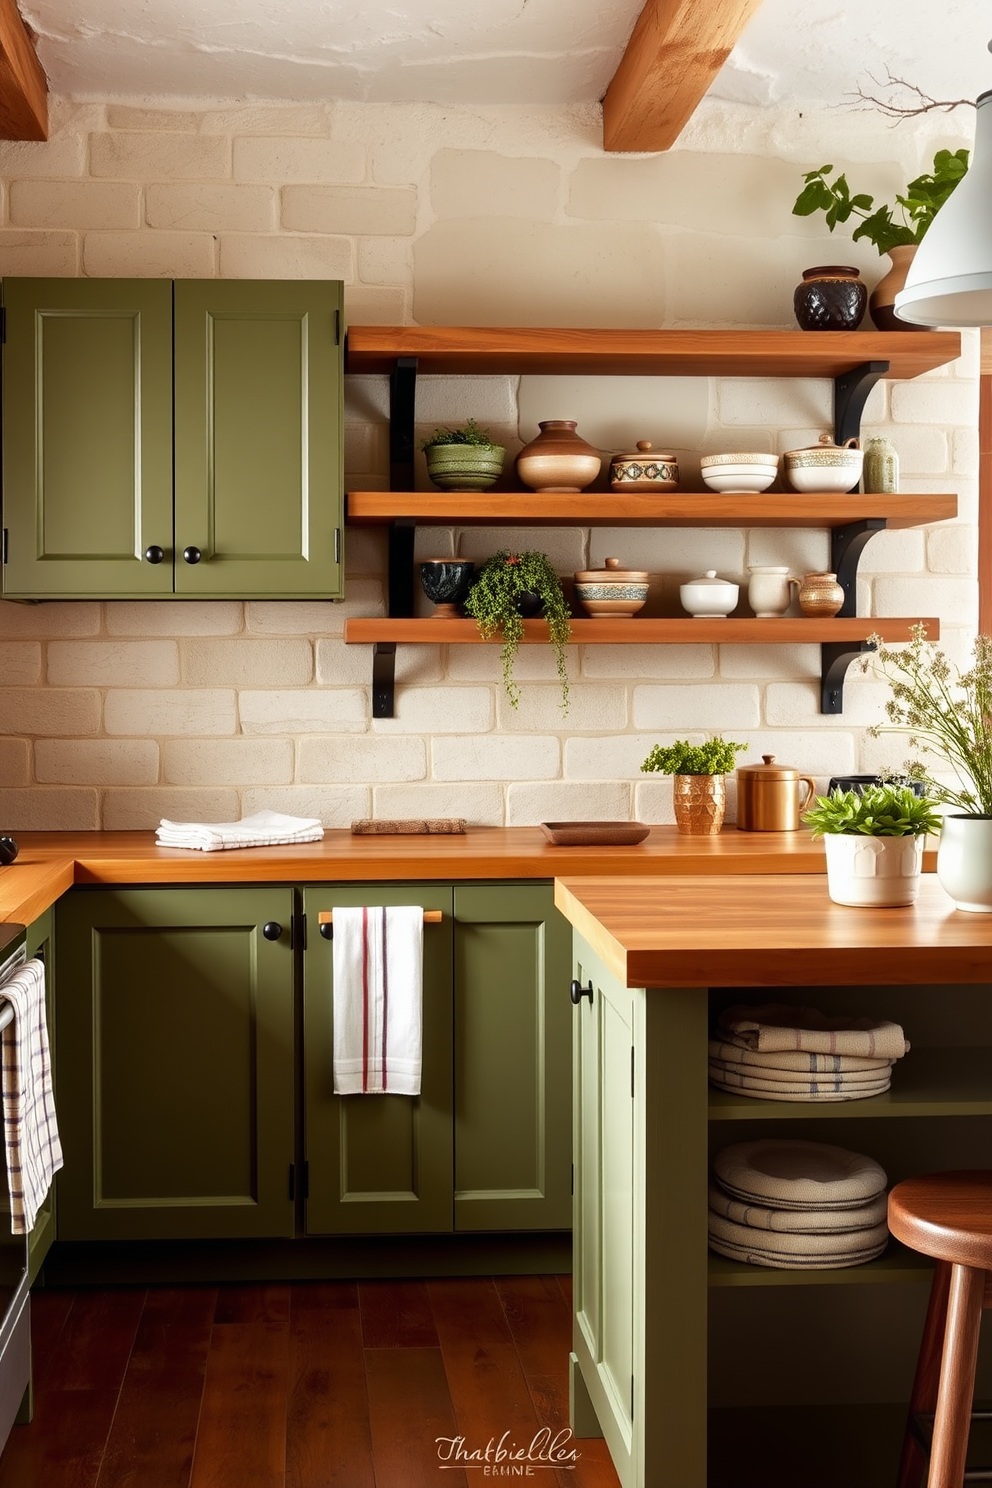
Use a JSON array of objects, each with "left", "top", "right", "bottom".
[{"left": 419, "top": 560, "right": 475, "bottom": 618}]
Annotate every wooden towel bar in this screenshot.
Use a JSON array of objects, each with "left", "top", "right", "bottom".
[{"left": 317, "top": 908, "right": 443, "bottom": 940}]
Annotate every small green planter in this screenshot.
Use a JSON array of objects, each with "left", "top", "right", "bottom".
[{"left": 424, "top": 443, "right": 505, "bottom": 491}]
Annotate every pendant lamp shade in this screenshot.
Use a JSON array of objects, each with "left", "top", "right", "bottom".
[{"left": 894, "top": 89, "right": 992, "bottom": 326}]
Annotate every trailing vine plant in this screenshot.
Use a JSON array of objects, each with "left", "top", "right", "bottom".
[{"left": 463, "top": 550, "right": 571, "bottom": 712}]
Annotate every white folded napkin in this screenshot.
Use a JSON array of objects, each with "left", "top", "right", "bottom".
[
  {"left": 707, "top": 1184, "right": 888, "bottom": 1234},
  {"left": 156, "top": 810, "right": 324, "bottom": 851}
]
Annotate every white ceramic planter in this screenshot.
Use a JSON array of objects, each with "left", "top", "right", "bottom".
[
  {"left": 823, "top": 834, "right": 924, "bottom": 907},
  {"left": 936, "top": 815, "right": 992, "bottom": 912}
]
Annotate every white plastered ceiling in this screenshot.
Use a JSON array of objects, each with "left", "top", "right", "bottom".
[{"left": 19, "top": 0, "right": 992, "bottom": 112}]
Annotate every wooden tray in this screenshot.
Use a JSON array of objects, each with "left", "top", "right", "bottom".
[{"left": 540, "top": 821, "right": 651, "bottom": 847}]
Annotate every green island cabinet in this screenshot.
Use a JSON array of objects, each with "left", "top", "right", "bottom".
[
  {"left": 54, "top": 882, "right": 572, "bottom": 1246},
  {"left": 1, "top": 278, "right": 343, "bottom": 599},
  {"left": 569, "top": 932, "right": 992, "bottom": 1488}
]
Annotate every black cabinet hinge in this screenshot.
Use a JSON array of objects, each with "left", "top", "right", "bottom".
[
  {"left": 298, "top": 911, "right": 307, "bottom": 951},
  {"left": 334, "top": 307, "right": 341, "bottom": 346},
  {"left": 289, "top": 1161, "right": 310, "bottom": 1201},
  {"left": 1, "top": 530, "right": 7, "bottom": 566},
  {"left": 571, "top": 1162, "right": 574, "bottom": 1196},
  {"left": 0, "top": 307, "right": 6, "bottom": 344}
]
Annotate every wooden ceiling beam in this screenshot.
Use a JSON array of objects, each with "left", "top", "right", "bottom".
[
  {"left": 603, "top": 0, "right": 764, "bottom": 154},
  {"left": 0, "top": 0, "right": 47, "bottom": 140}
]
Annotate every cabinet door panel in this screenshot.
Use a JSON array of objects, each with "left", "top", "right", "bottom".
[
  {"left": 55, "top": 888, "right": 295, "bottom": 1242},
  {"left": 174, "top": 280, "right": 343, "bottom": 597},
  {"left": 303, "top": 885, "right": 453, "bottom": 1234},
  {"left": 453, "top": 883, "right": 572, "bottom": 1231},
  {"left": 2, "top": 278, "right": 174, "bottom": 597}
]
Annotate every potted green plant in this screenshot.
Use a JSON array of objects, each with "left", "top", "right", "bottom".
[
  {"left": 462, "top": 549, "right": 571, "bottom": 712},
  {"left": 792, "top": 149, "right": 970, "bottom": 329},
  {"left": 419, "top": 418, "right": 505, "bottom": 491},
  {"left": 640, "top": 737, "right": 748, "bottom": 836},
  {"left": 861, "top": 624, "right": 992, "bottom": 911},
  {"left": 803, "top": 782, "right": 941, "bottom": 907}
]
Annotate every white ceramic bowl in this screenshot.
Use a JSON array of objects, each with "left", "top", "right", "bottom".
[
  {"left": 701, "top": 468, "right": 777, "bottom": 494},
  {"left": 785, "top": 462, "right": 862, "bottom": 494},
  {"left": 679, "top": 570, "right": 739, "bottom": 618},
  {"left": 699, "top": 462, "right": 778, "bottom": 477},
  {"left": 700, "top": 452, "right": 779, "bottom": 470}
]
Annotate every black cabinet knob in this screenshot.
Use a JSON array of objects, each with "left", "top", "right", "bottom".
[
  {"left": 183, "top": 546, "right": 202, "bottom": 564},
  {"left": 144, "top": 545, "right": 165, "bottom": 564},
  {"left": 0, "top": 837, "right": 18, "bottom": 866},
  {"left": 570, "top": 978, "right": 593, "bottom": 1006},
  {"left": 262, "top": 921, "right": 282, "bottom": 941}
]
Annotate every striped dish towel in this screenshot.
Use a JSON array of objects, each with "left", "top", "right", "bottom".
[
  {"left": 332, "top": 907, "right": 423, "bottom": 1095},
  {"left": 0, "top": 958, "right": 62, "bottom": 1234}
]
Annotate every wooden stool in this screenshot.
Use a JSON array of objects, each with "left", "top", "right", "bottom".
[{"left": 888, "top": 1171, "right": 992, "bottom": 1488}]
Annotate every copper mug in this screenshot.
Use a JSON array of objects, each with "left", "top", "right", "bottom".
[{"left": 736, "top": 755, "right": 816, "bottom": 832}]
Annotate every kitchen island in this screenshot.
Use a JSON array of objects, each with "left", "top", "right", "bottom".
[{"left": 553, "top": 873, "right": 992, "bottom": 1488}]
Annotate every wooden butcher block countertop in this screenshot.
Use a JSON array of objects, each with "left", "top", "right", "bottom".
[
  {"left": 554, "top": 872, "right": 985, "bottom": 989},
  {"left": 0, "top": 825, "right": 842, "bottom": 926}
]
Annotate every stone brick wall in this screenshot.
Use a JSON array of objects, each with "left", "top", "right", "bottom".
[{"left": 0, "top": 97, "right": 978, "bottom": 829}]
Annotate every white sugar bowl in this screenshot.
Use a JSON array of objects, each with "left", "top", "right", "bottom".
[
  {"left": 680, "top": 570, "right": 739, "bottom": 618},
  {"left": 783, "top": 434, "right": 863, "bottom": 493}
]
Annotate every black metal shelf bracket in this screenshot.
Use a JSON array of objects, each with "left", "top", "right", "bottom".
[
  {"left": 389, "top": 356, "right": 419, "bottom": 490},
  {"left": 372, "top": 641, "right": 398, "bottom": 719},
  {"left": 833, "top": 360, "right": 889, "bottom": 445},
  {"left": 820, "top": 639, "right": 876, "bottom": 715},
  {"left": 830, "top": 518, "right": 887, "bottom": 617},
  {"left": 371, "top": 358, "right": 422, "bottom": 718}
]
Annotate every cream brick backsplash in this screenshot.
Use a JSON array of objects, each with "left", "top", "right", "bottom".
[
  {"left": 35, "top": 739, "right": 159, "bottom": 786},
  {"left": 48, "top": 640, "right": 180, "bottom": 689},
  {"left": 0, "top": 96, "right": 979, "bottom": 829}
]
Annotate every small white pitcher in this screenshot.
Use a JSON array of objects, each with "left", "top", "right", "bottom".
[{"left": 747, "top": 566, "right": 799, "bottom": 618}]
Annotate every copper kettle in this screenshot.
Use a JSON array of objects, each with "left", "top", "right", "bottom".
[{"left": 736, "top": 755, "right": 816, "bottom": 832}]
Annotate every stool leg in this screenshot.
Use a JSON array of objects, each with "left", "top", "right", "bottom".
[
  {"left": 928, "top": 1263, "right": 986, "bottom": 1488},
  {"left": 899, "top": 1261, "right": 952, "bottom": 1488}
]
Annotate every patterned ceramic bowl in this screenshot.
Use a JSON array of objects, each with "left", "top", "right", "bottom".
[{"left": 573, "top": 557, "right": 649, "bottom": 618}]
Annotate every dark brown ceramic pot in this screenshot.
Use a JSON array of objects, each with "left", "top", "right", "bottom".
[{"left": 793, "top": 265, "right": 867, "bottom": 331}]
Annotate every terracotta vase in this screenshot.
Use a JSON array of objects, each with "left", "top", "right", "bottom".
[
  {"left": 515, "top": 420, "right": 601, "bottom": 493},
  {"left": 793, "top": 266, "right": 867, "bottom": 331},
  {"left": 797, "top": 571, "right": 844, "bottom": 618},
  {"left": 673, "top": 773, "right": 726, "bottom": 835},
  {"left": 869, "top": 246, "right": 930, "bottom": 332}
]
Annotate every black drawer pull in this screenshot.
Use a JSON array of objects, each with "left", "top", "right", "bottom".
[
  {"left": 570, "top": 978, "right": 593, "bottom": 1006},
  {"left": 144, "top": 545, "right": 165, "bottom": 564},
  {"left": 182, "top": 545, "right": 202, "bottom": 564}
]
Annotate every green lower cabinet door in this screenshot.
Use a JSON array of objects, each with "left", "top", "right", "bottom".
[
  {"left": 173, "top": 280, "right": 344, "bottom": 598},
  {"left": 302, "top": 885, "right": 453, "bottom": 1235},
  {"left": 55, "top": 888, "right": 296, "bottom": 1242},
  {"left": 25, "top": 909, "right": 56, "bottom": 1281},
  {"left": 2, "top": 278, "right": 174, "bottom": 598},
  {"left": 453, "top": 883, "right": 572, "bottom": 1232}
]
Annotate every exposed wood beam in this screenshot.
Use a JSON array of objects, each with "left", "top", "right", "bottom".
[
  {"left": 603, "top": 0, "right": 764, "bottom": 154},
  {"left": 0, "top": 0, "right": 47, "bottom": 140}
]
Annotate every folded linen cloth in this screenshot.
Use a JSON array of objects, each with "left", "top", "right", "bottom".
[
  {"left": 332, "top": 906, "right": 423, "bottom": 1096},
  {"left": 156, "top": 810, "right": 324, "bottom": 852},
  {"left": 709, "top": 1056, "right": 892, "bottom": 1087},
  {"left": 708, "top": 1065, "right": 891, "bottom": 1101},
  {"left": 717, "top": 1003, "right": 909, "bottom": 1061},
  {"left": 713, "top": 1140, "right": 887, "bottom": 1210},
  {"left": 708, "top": 1233, "right": 888, "bottom": 1270},
  {"left": 708, "top": 1210, "right": 889, "bottom": 1257},
  {"left": 707, "top": 1184, "right": 888, "bottom": 1234},
  {"left": 0, "top": 958, "right": 62, "bottom": 1234},
  {"left": 708, "top": 1040, "right": 894, "bottom": 1075}
]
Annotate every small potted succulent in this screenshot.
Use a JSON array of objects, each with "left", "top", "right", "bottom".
[
  {"left": 803, "top": 782, "right": 941, "bottom": 907},
  {"left": 640, "top": 737, "right": 748, "bottom": 835},
  {"left": 463, "top": 549, "right": 571, "bottom": 712},
  {"left": 419, "top": 418, "right": 505, "bottom": 491}
]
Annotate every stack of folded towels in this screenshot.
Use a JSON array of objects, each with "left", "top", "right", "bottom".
[
  {"left": 156, "top": 810, "right": 324, "bottom": 852},
  {"left": 708, "top": 1001, "right": 910, "bottom": 1102},
  {"left": 708, "top": 1138, "right": 889, "bottom": 1270}
]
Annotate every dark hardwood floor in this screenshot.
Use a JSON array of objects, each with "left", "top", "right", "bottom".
[{"left": 0, "top": 1276, "right": 620, "bottom": 1488}]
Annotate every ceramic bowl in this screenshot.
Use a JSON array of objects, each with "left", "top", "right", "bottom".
[
  {"left": 783, "top": 436, "right": 862, "bottom": 494},
  {"left": 679, "top": 570, "right": 739, "bottom": 618},
  {"left": 609, "top": 442, "right": 679, "bottom": 492},
  {"left": 700, "top": 452, "right": 780, "bottom": 469},
  {"left": 701, "top": 467, "right": 778, "bottom": 494},
  {"left": 419, "top": 559, "right": 475, "bottom": 617},
  {"left": 574, "top": 557, "right": 649, "bottom": 618}
]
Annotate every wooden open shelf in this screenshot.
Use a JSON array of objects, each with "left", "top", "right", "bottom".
[
  {"left": 346, "top": 491, "right": 958, "bottom": 529},
  {"left": 708, "top": 1244, "right": 930, "bottom": 1288},
  {"left": 345, "top": 616, "right": 939, "bottom": 646},
  {"left": 345, "top": 325, "right": 962, "bottom": 380}
]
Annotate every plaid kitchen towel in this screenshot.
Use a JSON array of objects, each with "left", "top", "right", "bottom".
[
  {"left": 0, "top": 958, "right": 62, "bottom": 1234},
  {"left": 332, "top": 906, "right": 423, "bottom": 1095},
  {"left": 717, "top": 1003, "right": 910, "bottom": 1061}
]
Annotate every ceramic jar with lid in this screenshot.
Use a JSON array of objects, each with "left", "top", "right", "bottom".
[
  {"left": 736, "top": 754, "right": 816, "bottom": 831},
  {"left": 573, "top": 556, "right": 649, "bottom": 617},
  {"left": 609, "top": 442, "right": 679, "bottom": 492},
  {"left": 793, "top": 265, "right": 868, "bottom": 331},
  {"left": 679, "top": 570, "right": 739, "bottom": 619},
  {"left": 515, "top": 420, "right": 601, "bottom": 493},
  {"left": 784, "top": 434, "right": 863, "bottom": 494}
]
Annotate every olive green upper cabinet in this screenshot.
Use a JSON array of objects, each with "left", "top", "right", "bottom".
[{"left": 1, "top": 278, "right": 344, "bottom": 599}]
